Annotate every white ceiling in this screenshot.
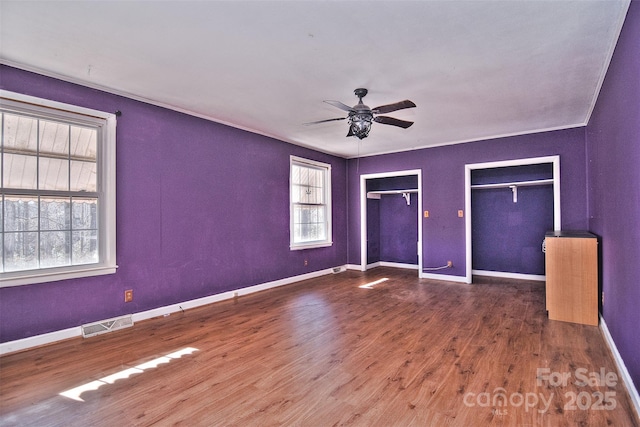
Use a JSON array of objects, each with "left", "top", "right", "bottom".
[{"left": 0, "top": 1, "right": 630, "bottom": 158}]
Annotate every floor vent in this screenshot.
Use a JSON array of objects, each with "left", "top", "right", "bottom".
[
  {"left": 81, "top": 315, "right": 133, "bottom": 338},
  {"left": 332, "top": 266, "right": 346, "bottom": 274}
]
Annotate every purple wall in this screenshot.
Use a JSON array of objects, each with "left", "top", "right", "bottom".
[
  {"left": 0, "top": 65, "right": 347, "bottom": 342},
  {"left": 586, "top": 2, "right": 640, "bottom": 390},
  {"left": 347, "top": 128, "right": 588, "bottom": 276},
  {"left": 472, "top": 185, "right": 553, "bottom": 275},
  {"left": 366, "top": 199, "right": 380, "bottom": 264},
  {"left": 379, "top": 195, "right": 418, "bottom": 264}
]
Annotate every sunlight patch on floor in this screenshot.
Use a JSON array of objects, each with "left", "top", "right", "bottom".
[
  {"left": 359, "top": 278, "right": 389, "bottom": 289},
  {"left": 59, "top": 347, "right": 198, "bottom": 402}
]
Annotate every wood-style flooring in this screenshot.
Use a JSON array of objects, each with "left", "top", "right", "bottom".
[{"left": 0, "top": 267, "right": 638, "bottom": 426}]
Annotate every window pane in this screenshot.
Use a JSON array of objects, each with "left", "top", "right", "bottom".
[
  {"left": 4, "top": 196, "right": 38, "bottom": 231},
  {"left": 3, "top": 153, "right": 37, "bottom": 189},
  {"left": 39, "top": 156, "right": 69, "bottom": 191},
  {"left": 70, "top": 160, "right": 97, "bottom": 192},
  {"left": 298, "top": 166, "right": 308, "bottom": 185},
  {"left": 308, "top": 168, "right": 321, "bottom": 186},
  {"left": 293, "top": 205, "right": 326, "bottom": 243},
  {"left": 73, "top": 230, "right": 98, "bottom": 265},
  {"left": 299, "top": 223, "right": 309, "bottom": 241},
  {"left": 40, "top": 197, "right": 71, "bottom": 230},
  {"left": 4, "top": 231, "right": 38, "bottom": 271},
  {"left": 3, "top": 113, "right": 37, "bottom": 153},
  {"left": 291, "top": 184, "right": 300, "bottom": 203},
  {"left": 291, "top": 165, "right": 301, "bottom": 184},
  {"left": 39, "top": 120, "right": 69, "bottom": 156},
  {"left": 70, "top": 126, "right": 97, "bottom": 192},
  {"left": 72, "top": 198, "right": 98, "bottom": 230},
  {"left": 301, "top": 206, "right": 311, "bottom": 223},
  {"left": 40, "top": 231, "right": 71, "bottom": 268},
  {"left": 70, "top": 126, "right": 97, "bottom": 160}
]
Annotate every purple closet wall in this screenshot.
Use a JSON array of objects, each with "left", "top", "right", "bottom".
[
  {"left": 472, "top": 185, "right": 553, "bottom": 275},
  {"left": 379, "top": 195, "right": 418, "bottom": 265},
  {"left": 347, "top": 128, "right": 588, "bottom": 277},
  {"left": 586, "top": 2, "right": 640, "bottom": 390},
  {"left": 0, "top": 66, "right": 347, "bottom": 342},
  {"left": 366, "top": 199, "right": 380, "bottom": 264},
  {"left": 471, "top": 165, "right": 555, "bottom": 275}
]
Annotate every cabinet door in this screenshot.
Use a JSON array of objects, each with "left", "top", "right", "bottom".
[{"left": 545, "top": 237, "right": 598, "bottom": 326}]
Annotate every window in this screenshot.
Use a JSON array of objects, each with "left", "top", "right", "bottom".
[
  {"left": 290, "top": 156, "right": 332, "bottom": 250},
  {"left": 0, "top": 90, "right": 117, "bottom": 287}
]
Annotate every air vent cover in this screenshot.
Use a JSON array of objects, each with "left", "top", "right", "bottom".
[{"left": 81, "top": 315, "right": 133, "bottom": 338}]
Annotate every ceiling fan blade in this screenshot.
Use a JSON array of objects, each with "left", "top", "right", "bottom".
[
  {"left": 324, "top": 100, "right": 355, "bottom": 112},
  {"left": 372, "top": 100, "right": 416, "bottom": 114},
  {"left": 304, "top": 117, "right": 346, "bottom": 125},
  {"left": 373, "top": 116, "right": 414, "bottom": 129}
]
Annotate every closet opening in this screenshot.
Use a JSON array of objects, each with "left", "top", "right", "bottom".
[
  {"left": 464, "top": 156, "right": 561, "bottom": 284},
  {"left": 359, "top": 170, "right": 422, "bottom": 274}
]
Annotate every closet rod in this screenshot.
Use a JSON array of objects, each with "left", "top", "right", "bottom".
[{"left": 470, "top": 179, "right": 553, "bottom": 190}]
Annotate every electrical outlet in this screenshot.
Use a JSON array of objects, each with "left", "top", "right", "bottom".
[
  {"left": 124, "top": 289, "right": 133, "bottom": 303},
  {"left": 304, "top": 259, "right": 308, "bottom": 266},
  {"left": 447, "top": 261, "right": 453, "bottom": 268}
]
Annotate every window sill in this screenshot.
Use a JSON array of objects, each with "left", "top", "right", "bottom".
[
  {"left": 0, "top": 265, "right": 118, "bottom": 288},
  {"left": 290, "top": 241, "right": 333, "bottom": 251}
]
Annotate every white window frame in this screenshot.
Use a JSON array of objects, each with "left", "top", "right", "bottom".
[
  {"left": 289, "top": 155, "right": 332, "bottom": 250},
  {"left": 0, "top": 90, "right": 117, "bottom": 287}
]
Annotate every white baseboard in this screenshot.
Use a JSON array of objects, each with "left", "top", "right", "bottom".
[
  {"left": 420, "top": 272, "right": 468, "bottom": 283},
  {"left": 358, "top": 262, "right": 419, "bottom": 271},
  {"left": 472, "top": 269, "right": 546, "bottom": 282},
  {"left": 346, "top": 264, "right": 364, "bottom": 271},
  {"left": 0, "top": 265, "right": 345, "bottom": 356},
  {"left": 0, "top": 326, "right": 81, "bottom": 356},
  {"left": 379, "top": 261, "right": 419, "bottom": 270},
  {"left": 599, "top": 315, "right": 640, "bottom": 421}
]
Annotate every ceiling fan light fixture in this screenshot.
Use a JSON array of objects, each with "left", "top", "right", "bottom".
[
  {"left": 349, "top": 113, "right": 373, "bottom": 139},
  {"left": 306, "top": 88, "right": 415, "bottom": 140}
]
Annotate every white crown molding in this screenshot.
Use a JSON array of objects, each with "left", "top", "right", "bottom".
[
  {"left": 583, "top": 1, "right": 632, "bottom": 126},
  {"left": 0, "top": 59, "right": 591, "bottom": 161}
]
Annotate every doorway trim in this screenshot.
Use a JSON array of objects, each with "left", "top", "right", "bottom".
[
  {"left": 464, "top": 155, "right": 561, "bottom": 284},
  {"left": 360, "top": 169, "right": 423, "bottom": 272}
]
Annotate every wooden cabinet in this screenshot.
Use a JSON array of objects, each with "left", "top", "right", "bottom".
[{"left": 545, "top": 231, "right": 598, "bottom": 326}]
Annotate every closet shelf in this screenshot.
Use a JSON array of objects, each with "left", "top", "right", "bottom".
[
  {"left": 470, "top": 179, "right": 554, "bottom": 189},
  {"left": 367, "top": 189, "right": 419, "bottom": 199}
]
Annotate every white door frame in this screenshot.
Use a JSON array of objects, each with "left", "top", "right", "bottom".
[
  {"left": 464, "top": 155, "right": 561, "bottom": 283},
  {"left": 360, "top": 169, "right": 423, "bottom": 272}
]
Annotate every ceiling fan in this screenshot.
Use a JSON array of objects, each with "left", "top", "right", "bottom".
[{"left": 305, "top": 88, "right": 416, "bottom": 139}]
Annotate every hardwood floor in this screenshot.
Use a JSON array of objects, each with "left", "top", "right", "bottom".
[{"left": 1, "top": 267, "right": 638, "bottom": 426}]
